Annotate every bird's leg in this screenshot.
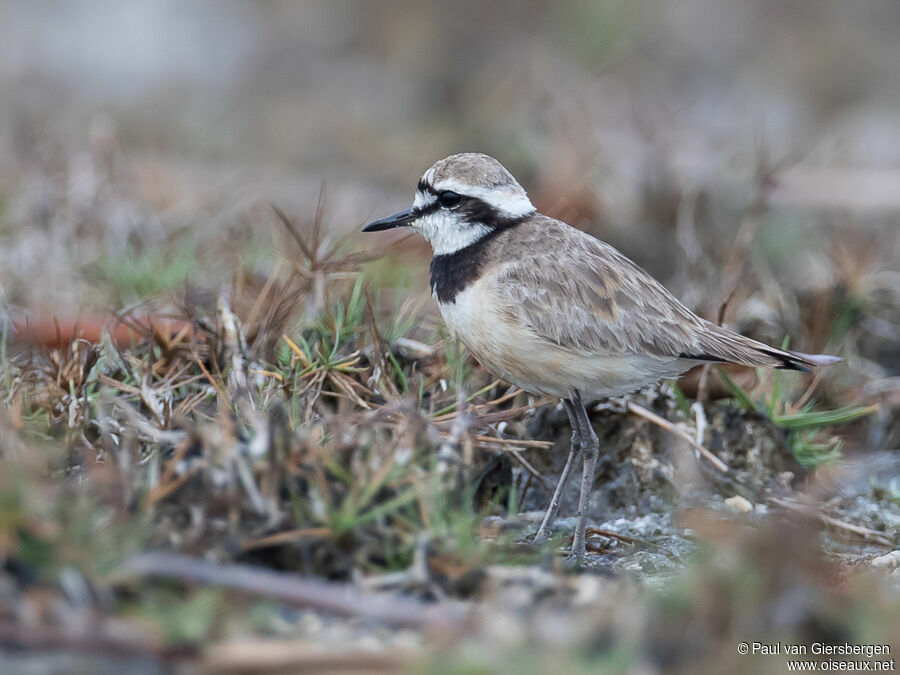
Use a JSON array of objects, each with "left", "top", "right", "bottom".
[
  {"left": 570, "top": 391, "right": 599, "bottom": 564},
  {"left": 533, "top": 399, "right": 583, "bottom": 544}
]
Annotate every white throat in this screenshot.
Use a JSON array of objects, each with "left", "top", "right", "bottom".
[{"left": 416, "top": 211, "right": 492, "bottom": 255}]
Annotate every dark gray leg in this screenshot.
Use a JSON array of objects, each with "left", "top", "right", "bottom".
[
  {"left": 533, "top": 399, "right": 583, "bottom": 544},
  {"left": 570, "top": 391, "right": 599, "bottom": 563}
]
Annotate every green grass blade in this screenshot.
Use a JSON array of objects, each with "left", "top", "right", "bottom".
[
  {"left": 716, "top": 366, "right": 759, "bottom": 413},
  {"left": 773, "top": 403, "right": 879, "bottom": 430},
  {"left": 386, "top": 349, "right": 409, "bottom": 394},
  {"left": 432, "top": 380, "right": 499, "bottom": 417},
  {"left": 670, "top": 382, "right": 691, "bottom": 417}
]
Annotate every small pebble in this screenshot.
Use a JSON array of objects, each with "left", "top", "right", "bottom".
[
  {"left": 870, "top": 550, "right": 900, "bottom": 570},
  {"left": 724, "top": 496, "right": 753, "bottom": 513}
]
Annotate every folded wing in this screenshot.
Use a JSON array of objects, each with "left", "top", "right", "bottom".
[{"left": 494, "top": 218, "right": 839, "bottom": 372}]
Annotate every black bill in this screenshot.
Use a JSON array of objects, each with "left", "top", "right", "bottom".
[{"left": 362, "top": 208, "right": 417, "bottom": 232}]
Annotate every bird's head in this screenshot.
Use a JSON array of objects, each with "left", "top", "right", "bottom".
[{"left": 363, "top": 153, "right": 535, "bottom": 255}]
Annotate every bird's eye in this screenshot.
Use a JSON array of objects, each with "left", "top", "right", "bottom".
[{"left": 438, "top": 191, "right": 461, "bottom": 208}]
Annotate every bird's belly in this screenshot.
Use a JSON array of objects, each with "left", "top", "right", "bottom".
[{"left": 437, "top": 284, "right": 687, "bottom": 399}]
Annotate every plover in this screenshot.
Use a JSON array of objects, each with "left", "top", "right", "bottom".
[{"left": 364, "top": 152, "right": 839, "bottom": 561}]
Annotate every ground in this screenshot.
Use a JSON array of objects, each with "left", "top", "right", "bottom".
[{"left": 2, "top": 3, "right": 900, "bottom": 673}]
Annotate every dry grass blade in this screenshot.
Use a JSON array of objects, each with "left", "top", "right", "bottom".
[
  {"left": 432, "top": 399, "right": 554, "bottom": 427},
  {"left": 469, "top": 435, "right": 554, "bottom": 449},
  {"left": 282, "top": 333, "right": 311, "bottom": 368},
  {"left": 507, "top": 449, "right": 553, "bottom": 492},
  {"left": 270, "top": 203, "right": 315, "bottom": 262},
  {"left": 194, "top": 354, "right": 228, "bottom": 402},
  {"left": 364, "top": 290, "right": 403, "bottom": 401},
  {"left": 145, "top": 463, "right": 205, "bottom": 505},
  {"left": 626, "top": 401, "right": 730, "bottom": 474},
  {"left": 241, "top": 527, "right": 333, "bottom": 551}
]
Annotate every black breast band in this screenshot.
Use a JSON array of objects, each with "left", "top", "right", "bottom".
[{"left": 430, "top": 218, "right": 525, "bottom": 303}]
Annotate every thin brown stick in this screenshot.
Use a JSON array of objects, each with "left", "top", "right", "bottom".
[
  {"left": 270, "top": 203, "right": 315, "bottom": 262},
  {"left": 586, "top": 527, "right": 688, "bottom": 562},
  {"left": 586, "top": 527, "right": 642, "bottom": 546},
  {"left": 114, "top": 552, "right": 469, "bottom": 631},
  {"left": 241, "top": 527, "right": 333, "bottom": 551},
  {"left": 431, "top": 399, "right": 554, "bottom": 427},
  {"left": 146, "top": 463, "right": 205, "bottom": 506},
  {"left": 508, "top": 450, "right": 553, "bottom": 492},
  {"left": 789, "top": 367, "right": 825, "bottom": 414},
  {"left": 477, "top": 385, "right": 523, "bottom": 410},
  {"left": 469, "top": 434, "right": 554, "bottom": 449},
  {"left": 626, "top": 401, "right": 729, "bottom": 474},
  {"left": 194, "top": 355, "right": 227, "bottom": 402}
]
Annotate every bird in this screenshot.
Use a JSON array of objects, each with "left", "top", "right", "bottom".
[{"left": 363, "top": 152, "right": 840, "bottom": 562}]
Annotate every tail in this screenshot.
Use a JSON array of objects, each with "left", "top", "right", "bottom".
[
  {"left": 680, "top": 324, "right": 842, "bottom": 373},
  {"left": 765, "top": 349, "right": 842, "bottom": 373}
]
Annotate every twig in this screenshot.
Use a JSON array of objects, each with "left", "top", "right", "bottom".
[
  {"left": 145, "top": 463, "right": 205, "bottom": 505},
  {"left": 789, "top": 367, "right": 825, "bottom": 414},
  {"left": 585, "top": 527, "right": 688, "bottom": 563},
  {"left": 477, "top": 385, "right": 523, "bottom": 410},
  {"left": 194, "top": 355, "right": 227, "bottom": 402},
  {"left": 626, "top": 401, "right": 729, "bottom": 474},
  {"left": 586, "top": 527, "right": 641, "bottom": 546},
  {"left": 468, "top": 434, "right": 554, "bottom": 449},
  {"left": 241, "top": 527, "right": 332, "bottom": 551},
  {"left": 270, "top": 203, "right": 315, "bottom": 262},
  {"left": 431, "top": 400, "right": 554, "bottom": 428},
  {"left": 508, "top": 450, "right": 553, "bottom": 492},
  {"left": 113, "top": 552, "right": 469, "bottom": 631}
]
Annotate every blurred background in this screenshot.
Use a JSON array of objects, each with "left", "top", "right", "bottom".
[{"left": 2, "top": 0, "right": 899, "bottom": 313}]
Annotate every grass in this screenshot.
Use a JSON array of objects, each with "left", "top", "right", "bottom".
[
  {"left": 0, "top": 203, "right": 894, "bottom": 670},
  {"left": 715, "top": 363, "right": 877, "bottom": 468},
  {"left": 87, "top": 243, "right": 199, "bottom": 304}
]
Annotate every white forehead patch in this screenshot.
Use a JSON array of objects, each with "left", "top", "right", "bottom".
[
  {"left": 412, "top": 189, "right": 434, "bottom": 210},
  {"left": 432, "top": 178, "right": 535, "bottom": 218}
]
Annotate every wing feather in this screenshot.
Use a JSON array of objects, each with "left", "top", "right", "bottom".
[
  {"left": 494, "top": 219, "right": 703, "bottom": 358},
  {"left": 492, "top": 217, "right": 837, "bottom": 371}
]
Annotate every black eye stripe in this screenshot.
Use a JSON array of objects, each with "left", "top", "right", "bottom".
[
  {"left": 460, "top": 196, "right": 520, "bottom": 226},
  {"left": 416, "top": 179, "right": 534, "bottom": 225},
  {"left": 414, "top": 191, "right": 529, "bottom": 228}
]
